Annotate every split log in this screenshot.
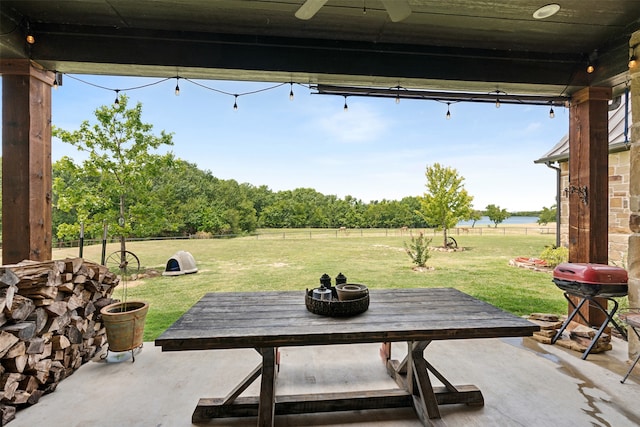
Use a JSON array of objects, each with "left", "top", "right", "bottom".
[
  {"left": 43, "top": 301, "right": 67, "bottom": 317},
  {"left": 18, "top": 286, "right": 58, "bottom": 301},
  {"left": 3, "top": 356, "right": 28, "bottom": 374},
  {"left": 1, "top": 322, "right": 36, "bottom": 341},
  {"left": 0, "top": 403, "right": 16, "bottom": 425},
  {"left": 26, "top": 389, "right": 44, "bottom": 405},
  {"left": 50, "top": 336, "right": 70, "bottom": 351},
  {"left": 63, "top": 258, "right": 84, "bottom": 275},
  {"left": 3, "top": 296, "right": 35, "bottom": 322},
  {"left": 8, "top": 391, "right": 29, "bottom": 405},
  {"left": 4, "top": 342, "right": 26, "bottom": 359},
  {"left": 26, "top": 308, "right": 48, "bottom": 335},
  {"left": 25, "top": 338, "right": 44, "bottom": 355},
  {"left": 66, "top": 325, "right": 83, "bottom": 345},
  {"left": 0, "top": 333, "right": 19, "bottom": 359},
  {"left": 0, "top": 374, "right": 24, "bottom": 401}
]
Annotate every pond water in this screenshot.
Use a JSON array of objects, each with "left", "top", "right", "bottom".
[{"left": 456, "top": 216, "right": 539, "bottom": 227}]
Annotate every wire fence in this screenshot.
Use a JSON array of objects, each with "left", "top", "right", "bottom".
[{"left": 49, "top": 226, "right": 555, "bottom": 248}]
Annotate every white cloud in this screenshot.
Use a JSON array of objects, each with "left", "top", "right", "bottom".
[{"left": 313, "top": 102, "right": 391, "bottom": 143}]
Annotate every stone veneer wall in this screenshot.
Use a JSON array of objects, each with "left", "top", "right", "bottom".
[{"left": 558, "top": 148, "right": 631, "bottom": 265}]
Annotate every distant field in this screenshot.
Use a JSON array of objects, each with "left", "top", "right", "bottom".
[{"left": 51, "top": 231, "right": 568, "bottom": 341}]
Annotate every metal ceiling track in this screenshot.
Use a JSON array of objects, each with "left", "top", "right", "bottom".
[{"left": 313, "top": 84, "right": 570, "bottom": 106}]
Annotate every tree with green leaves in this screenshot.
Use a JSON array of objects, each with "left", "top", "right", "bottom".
[
  {"left": 485, "top": 204, "right": 510, "bottom": 227},
  {"left": 418, "top": 163, "right": 473, "bottom": 247},
  {"left": 466, "top": 209, "right": 483, "bottom": 228},
  {"left": 537, "top": 204, "right": 557, "bottom": 225},
  {"left": 52, "top": 95, "right": 174, "bottom": 254}
]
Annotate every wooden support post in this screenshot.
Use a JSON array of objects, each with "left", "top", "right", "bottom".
[
  {"left": 0, "top": 59, "right": 54, "bottom": 263},
  {"left": 567, "top": 86, "right": 611, "bottom": 327}
]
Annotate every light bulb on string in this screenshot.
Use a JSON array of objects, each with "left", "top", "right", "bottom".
[
  {"left": 395, "top": 95, "right": 400, "bottom": 104},
  {"left": 174, "top": 78, "right": 180, "bottom": 96},
  {"left": 25, "top": 21, "right": 35, "bottom": 44},
  {"left": 233, "top": 95, "right": 238, "bottom": 110},
  {"left": 549, "top": 106, "right": 555, "bottom": 119},
  {"left": 586, "top": 63, "right": 595, "bottom": 74},
  {"left": 495, "top": 98, "right": 500, "bottom": 108},
  {"left": 53, "top": 76, "right": 59, "bottom": 90},
  {"left": 289, "top": 82, "right": 294, "bottom": 101},
  {"left": 629, "top": 45, "right": 638, "bottom": 69},
  {"left": 114, "top": 90, "right": 120, "bottom": 105},
  {"left": 343, "top": 96, "right": 348, "bottom": 112},
  {"left": 446, "top": 103, "right": 451, "bottom": 120}
]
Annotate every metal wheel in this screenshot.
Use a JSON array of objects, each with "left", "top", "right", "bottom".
[
  {"left": 105, "top": 250, "right": 141, "bottom": 280},
  {"left": 446, "top": 236, "right": 458, "bottom": 249}
]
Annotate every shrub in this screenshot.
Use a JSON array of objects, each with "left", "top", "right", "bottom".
[
  {"left": 539, "top": 245, "right": 568, "bottom": 267},
  {"left": 404, "top": 232, "right": 432, "bottom": 267}
]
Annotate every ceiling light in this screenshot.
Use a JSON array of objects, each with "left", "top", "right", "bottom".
[{"left": 533, "top": 4, "right": 560, "bottom": 19}]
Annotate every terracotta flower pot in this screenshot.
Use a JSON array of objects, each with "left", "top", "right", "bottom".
[{"left": 100, "top": 301, "right": 149, "bottom": 352}]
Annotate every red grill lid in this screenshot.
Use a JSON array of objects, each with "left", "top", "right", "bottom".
[{"left": 553, "top": 263, "right": 627, "bottom": 285}]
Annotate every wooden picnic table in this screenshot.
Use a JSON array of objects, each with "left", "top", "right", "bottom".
[{"left": 154, "top": 287, "right": 539, "bottom": 426}]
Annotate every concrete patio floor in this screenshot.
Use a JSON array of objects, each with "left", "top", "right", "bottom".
[{"left": 8, "top": 336, "right": 640, "bottom": 427}]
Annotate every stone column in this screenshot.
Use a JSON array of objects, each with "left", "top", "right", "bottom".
[
  {"left": 0, "top": 59, "right": 54, "bottom": 263},
  {"left": 628, "top": 30, "right": 640, "bottom": 360}
]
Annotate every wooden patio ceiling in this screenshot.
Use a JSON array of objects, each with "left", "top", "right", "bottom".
[{"left": 2, "top": 1, "right": 640, "bottom": 97}]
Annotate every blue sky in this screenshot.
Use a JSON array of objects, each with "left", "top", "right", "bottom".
[{"left": 11, "top": 74, "right": 569, "bottom": 211}]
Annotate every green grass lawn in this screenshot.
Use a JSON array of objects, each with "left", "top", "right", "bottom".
[{"left": 53, "top": 233, "right": 567, "bottom": 341}]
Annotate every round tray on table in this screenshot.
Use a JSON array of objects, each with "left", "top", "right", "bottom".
[{"left": 305, "top": 289, "right": 369, "bottom": 317}]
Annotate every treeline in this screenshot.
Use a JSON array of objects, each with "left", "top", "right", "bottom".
[{"left": 52, "top": 157, "right": 428, "bottom": 241}]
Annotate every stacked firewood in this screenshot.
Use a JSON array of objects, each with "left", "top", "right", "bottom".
[
  {"left": 528, "top": 313, "right": 612, "bottom": 353},
  {"left": 0, "top": 259, "right": 119, "bottom": 425}
]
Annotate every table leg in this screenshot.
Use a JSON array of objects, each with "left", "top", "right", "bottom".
[
  {"left": 258, "top": 347, "right": 277, "bottom": 427},
  {"left": 385, "top": 341, "right": 484, "bottom": 427}
]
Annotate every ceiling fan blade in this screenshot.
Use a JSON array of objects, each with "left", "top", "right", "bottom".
[
  {"left": 295, "top": 0, "right": 329, "bottom": 20},
  {"left": 381, "top": 0, "right": 412, "bottom": 22}
]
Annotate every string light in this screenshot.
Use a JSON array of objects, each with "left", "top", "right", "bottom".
[
  {"left": 586, "top": 50, "right": 597, "bottom": 74},
  {"left": 25, "top": 20, "right": 35, "bottom": 44},
  {"left": 362, "top": 0, "right": 367, "bottom": 15},
  {"left": 629, "top": 45, "right": 638, "bottom": 69},
  {"left": 50, "top": 72, "right": 565, "bottom": 120}
]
